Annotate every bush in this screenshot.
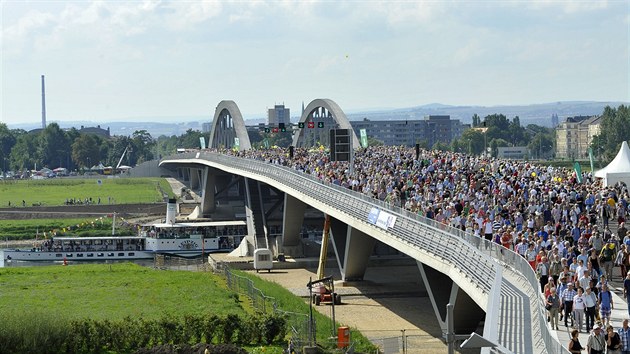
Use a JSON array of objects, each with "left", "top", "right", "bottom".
[
  {"left": 1, "top": 312, "right": 286, "bottom": 353},
  {"left": 0, "top": 312, "right": 71, "bottom": 354}
]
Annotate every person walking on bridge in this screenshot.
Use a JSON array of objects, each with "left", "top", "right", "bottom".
[
  {"left": 563, "top": 283, "right": 577, "bottom": 328},
  {"left": 618, "top": 319, "right": 630, "bottom": 354}
]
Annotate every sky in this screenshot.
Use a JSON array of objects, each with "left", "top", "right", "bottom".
[{"left": 1, "top": 0, "right": 629, "bottom": 126}]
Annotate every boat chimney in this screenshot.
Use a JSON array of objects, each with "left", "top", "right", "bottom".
[{"left": 166, "top": 198, "right": 177, "bottom": 224}]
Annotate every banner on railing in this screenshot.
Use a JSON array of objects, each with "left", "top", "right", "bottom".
[{"left": 368, "top": 207, "right": 397, "bottom": 230}]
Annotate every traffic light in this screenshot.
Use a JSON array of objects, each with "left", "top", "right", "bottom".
[
  {"left": 298, "top": 122, "right": 305, "bottom": 129},
  {"left": 272, "top": 127, "right": 279, "bottom": 133},
  {"left": 317, "top": 122, "right": 324, "bottom": 128},
  {"left": 279, "top": 123, "right": 286, "bottom": 132},
  {"left": 307, "top": 121, "right": 315, "bottom": 129},
  {"left": 264, "top": 127, "right": 270, "bottom": 133}
]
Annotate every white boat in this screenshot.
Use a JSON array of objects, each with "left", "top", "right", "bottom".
[{"left": 2, "top": 220, "right": 247, "bottom": 262}]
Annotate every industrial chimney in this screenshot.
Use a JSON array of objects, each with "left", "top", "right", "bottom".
[{"left": 41, "top": 75, "right": 46, "bottom": 129}]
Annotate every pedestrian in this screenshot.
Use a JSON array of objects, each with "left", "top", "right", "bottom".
[
  {"left": 547, "top": 287, "right": 561, "bottom": 330},
  {"left": 573, "top": 287, "right": 586, "bottom": 332},
  {"left": 584, "top": 287, "right": 597, "bottom": 332},
  {"left": 563, "top": 283, "right": 577, "bottom": 327},
  {"left": 624, "top": 272, "right": 630, "bottom": 318},
  {"left": 618, "top": 319, "right": 630, "bottom": 354},
  {"left": 587, "top": 324, "right": 606, "bottom": 354},
  {"left": 598, "top": 283, "right": 614, "bottom": 327},
  {"left": 568, "top": 329, "right": 585, "bottom": 353},
  {"left": 601, "top": 242, "right": 616, "bottom": 280},
  {"left": 607, "top": 324, "right": 622, "bottom": 354},
  {"left": 537, "top": 256, "right": 550, "bottom": 293}
]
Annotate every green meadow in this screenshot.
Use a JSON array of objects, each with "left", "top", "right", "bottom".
[
  {"left": 0, "top": 217, "right": 136, "bottom": 240},
  {"left": 0, "top": 263, "right": 245, "bottom": 320},
  {"left": 0, "top": 178, "right": 174, "bottom": 207},
  {"left": 0, "top": 263, "right": 376, "bottom": 353}
]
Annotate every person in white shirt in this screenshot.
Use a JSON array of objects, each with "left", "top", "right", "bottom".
[
  {"left": 583, "top": 287, "right": 597, "bottom": 332},
  {"left": 578, "top": 270, "right": 592, "bottom": 293},
  {"left": 572, "top": 287, "right": 587, "bottom": 333}
]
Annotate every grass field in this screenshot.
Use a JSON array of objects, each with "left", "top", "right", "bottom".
[
  {"left": 0, "top": 217, "right": 136, "bottom": 240},
  {"left": 0, "top": 263, "right": 376, "bottom": 353},
  {"left": 0, "top": 178, "right": 174, "bottom": 207},
  {"left": 0, "top": 263, "right": 246, "bottom": 320}
]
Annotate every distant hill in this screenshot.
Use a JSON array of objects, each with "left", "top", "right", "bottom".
[
  {"left": 345, "top": 101, "right": 627, "bottom": 126},
  {"left": 7, "top": 101, "right": 627, "bottom": 137}
]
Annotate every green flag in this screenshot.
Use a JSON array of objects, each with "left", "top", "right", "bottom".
[
  {"left": 233, "top": 137, "right": 240, "bottom": 151},
  {"left": 588, "top": 147, "right": 595, "bottom": 172},
  {"left": 359, "top": 129, "right": 368, "bottom": 148},
  {"left": 574, "top": 162, "right": 583, "bottom": 183}
]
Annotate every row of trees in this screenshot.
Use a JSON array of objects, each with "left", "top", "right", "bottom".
[
  {"left": 452, "top": 113, "right": 555, "bottom": 159},
  {"left": 1, "top": 105, "right": 627, "bottom": 172},
  {"left": 0, "top": 123, "right": 155, "bottom": 172}
]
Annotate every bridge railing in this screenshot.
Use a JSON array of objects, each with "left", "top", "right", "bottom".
[{"left": 189, "top": 152, "right": 498, "bottom": 296}]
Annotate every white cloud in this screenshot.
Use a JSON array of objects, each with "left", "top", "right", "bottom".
[{"left": 165, "top": 1, "right": 223, "bottom": 30}]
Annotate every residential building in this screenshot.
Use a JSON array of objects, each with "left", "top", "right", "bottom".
[
  {"left": 555, "top": 115, "right": 601, "bottom": 159},
  {"left": 350, "top": 115, "right": 464, "bottom": 147}
]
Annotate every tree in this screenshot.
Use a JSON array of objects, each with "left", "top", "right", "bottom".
[
  {"left": 10, "top": 133, "right": 38, "bottom": 170},
  {"left": 471, "top": 114, "right": 481, "bottom": 127},
  {"left": 108, "top": 136, "right": 134, "bottom": 167},
  {"left": 72, "top": 134, "right": 101, "bottom": 168},
  {"left": 432, "top": 141, "right": 450, "bottom": 152},
  {"left": 528, "top": 132, "right": 554, "bottom": 160},
  {"left": 130, "top": 130, "right": 155, "bottom": 165},
  {"left": 595, "top": 105, "right": 630, "bottom": 161},
  {"left": 38, "top": 123, "right": 71, "bottom": 168},
  {"left": 0, "top": 123, "right": 16, "bottom": 172},
  {"left": 179, "top": 129, "right": 205, "bottom": 149},
  {"left": 458, "top": 129, "right": 485, "bottom": 155},
  {"left": 508, "top": 116, "right": 527, "bottom": 146},
  {"left": 484, "top": 114, "right": 510, "bottom": 134}
]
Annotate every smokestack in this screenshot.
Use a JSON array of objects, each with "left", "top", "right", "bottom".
[{"left": 41, "top": 75, "right": 47, "bottom": 129}]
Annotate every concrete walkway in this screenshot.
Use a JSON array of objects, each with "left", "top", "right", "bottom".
[{"left": 164, "top": 177, "right": 200, "bottom": 202}]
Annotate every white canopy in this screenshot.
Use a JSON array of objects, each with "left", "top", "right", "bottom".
[{"left": 595, "top": 141, "right": 630, "bottom": 186}]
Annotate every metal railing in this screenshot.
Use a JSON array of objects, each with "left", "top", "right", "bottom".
[{"left": 211, "top": 260, "right": 314, "bottom": 348}]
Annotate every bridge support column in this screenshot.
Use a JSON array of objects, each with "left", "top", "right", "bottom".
[
  {"left": 199, "top": 167, "right": 216, "bottom": 216},
  {"left": 189, "top": 168, "right": 200, "bottom": 190},
  {"left": 328, "top": 217, "right": 376, "bottom": 281},
  {"left": 281, "top": 194, "right": 307, "bottom": 257},
  {"left": 417, "top": 261, "right": 485, "bottom": 335}
]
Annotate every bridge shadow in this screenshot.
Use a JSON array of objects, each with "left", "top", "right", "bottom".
[{"left": 281, "top": 261, "right": 444, "bottom": 338}]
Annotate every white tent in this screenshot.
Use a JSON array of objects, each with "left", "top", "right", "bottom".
[{"left": 594, "top": 141, "right": 630, "bottom": 186}]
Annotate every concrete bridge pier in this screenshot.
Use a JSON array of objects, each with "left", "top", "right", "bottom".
[
  {"left": 328, "top": 217, "right": 376, "bottom": 281},
  {"left": 189, "top": 167, "right": 201, "bottom": 190},
  {"left": 418, "top": 262, "right": 485, "bottom": 335},
  {"left": 281, "top": 194, "right": 307, "bottom": 257},
  {"left": 199, "top": 167, "right": 216, "bottom": 216}
]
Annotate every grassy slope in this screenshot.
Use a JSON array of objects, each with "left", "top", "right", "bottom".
[
  {"left": 0, "top": 263, "right": 246, "bottom": 320},
  {"left": 0, "top": 218, "right": 137, "bottom": 239},
  {"left": 0, "top": 178, "right": 173, "bottom": 207}
]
